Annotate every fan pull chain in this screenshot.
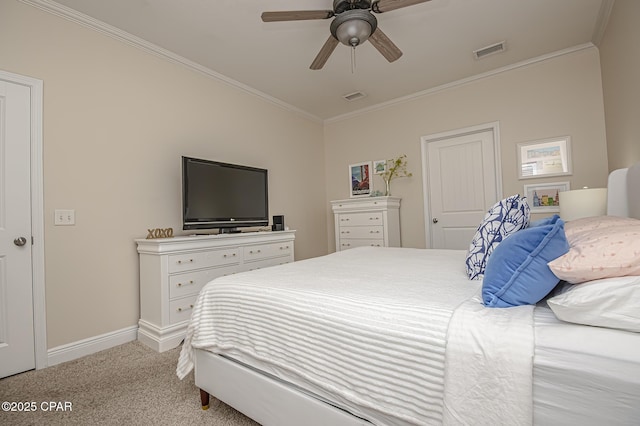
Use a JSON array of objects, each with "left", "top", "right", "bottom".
[{"left": 351, "top": 46, "right": 356, "bottom": 74}]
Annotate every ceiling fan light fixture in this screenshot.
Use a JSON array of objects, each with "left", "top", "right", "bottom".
[
  {"left": 330, "top": 9, "right": 378, "bottom": 47},
  {"left": 337, "top": 19, "right": 371, "bottom": 46}
]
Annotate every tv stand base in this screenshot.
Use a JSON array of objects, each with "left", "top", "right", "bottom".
[{"left": 219, "top": 227, "right": 242, "bottom": 234}]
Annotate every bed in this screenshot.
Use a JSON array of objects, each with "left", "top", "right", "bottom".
[{"left": 177, "top": 163, "right": 640, "bottom": 426}]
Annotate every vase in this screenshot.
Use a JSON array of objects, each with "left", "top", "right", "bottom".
[{"left": 384, "top": 179, "right": 391, "bottom": 196}]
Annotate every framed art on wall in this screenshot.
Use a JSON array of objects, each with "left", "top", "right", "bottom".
[
  {"left": 524, "top": 181, "right": 570, "bottom": 213},
  {"left": 373, "top": 160, "right": 387, "bottom": 175},
  {"left": 518, "top": 136, "right": 572, "bottom": 179},
  {"left": 349, "top": 162, "right": 372, "bottom": 198}
]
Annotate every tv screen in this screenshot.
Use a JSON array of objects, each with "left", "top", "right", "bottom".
[{"left": 182, "top": 156, "right": 268, "bottom": 232}]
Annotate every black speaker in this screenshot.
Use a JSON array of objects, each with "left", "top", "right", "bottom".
[{"left": 272, "top": 215, "right": 284, "bottom": 231}]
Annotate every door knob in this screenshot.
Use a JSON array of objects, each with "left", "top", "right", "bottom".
[
  {"left": 432, "top": 218, "right": 439, "bottom": 224},
  {"left": 14, "top": 237, "right": 28, "bottom": 246}
]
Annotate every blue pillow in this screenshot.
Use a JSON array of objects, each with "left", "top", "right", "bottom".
[
  {"left": 482, "top": 217, "right": 569, "bottom": 308},
  {"left": 528, "top": 214, "right": 560, "bottom": 228},
  {"left": 465, "top": 195, "right": 530, "bottom": 280}
]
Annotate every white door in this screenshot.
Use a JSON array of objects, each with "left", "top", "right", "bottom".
[
  {"left": 421, "top": 125, "right": 501, "bottom": 249},
  {"left": 0, "top": 79, "right": 35, "bottom": 378}
]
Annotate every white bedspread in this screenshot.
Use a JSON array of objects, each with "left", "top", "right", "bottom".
[
  {"left": 443, "top": 293, "right": 534, "bottom": 426},
  {"left": 177, "top": 247, "right": 534, "bottom": 425}
]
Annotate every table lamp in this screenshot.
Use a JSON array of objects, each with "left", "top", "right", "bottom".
[{"left": 559, "top": 188, "right": 608, "bottom": 221}]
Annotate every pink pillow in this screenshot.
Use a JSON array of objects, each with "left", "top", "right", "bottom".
[
  {"left": 549, "top": 222, "right": 640, "bottom": 283},
  {"left": 564, "top": 215, "right": 640, "bottom": 239}
]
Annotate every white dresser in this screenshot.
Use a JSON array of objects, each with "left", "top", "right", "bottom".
[
  {"left": 135, "top": 230, "right": 295, "bottom": 352},
  {"left": 331, "top": 197, "right": 401, "bottom": 251}
]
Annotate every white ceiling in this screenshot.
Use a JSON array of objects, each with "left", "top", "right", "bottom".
[{"left": 37, "top": 0, "right": 612, "bottom": 121}]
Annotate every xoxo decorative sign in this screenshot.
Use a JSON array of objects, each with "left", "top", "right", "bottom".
[{"left": 146, "top": 228, "right": 174, "bottom": 239}]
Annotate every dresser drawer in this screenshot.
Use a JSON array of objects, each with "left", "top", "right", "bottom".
[
  {"left": 169, "top": 295, "right": 198, "bottom": 324},
  {"left": 245, "top": 257, "right": 293, "bottom": 271},
  {"left": 337, "top": 212, "right": 383, "bottom": 227},
  {"left": 169, "top": 264, "right": 240, "bottom": 299},
  {"left": 243, "top": 241, "right": 293, "bottom": 261},
  {"left": 338, "top": 225, "right": 384, "bottom": 239},
  {"left": 169, "top": 248, "right": 239, "bottom": 273},
  {"left": 338, "top": 238, "right": 384, "bottom": 250}
]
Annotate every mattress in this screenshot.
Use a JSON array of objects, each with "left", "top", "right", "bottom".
[
  {"left": 178, "top": 247, "right": 481, "bottom": 425},
  {"left": 178, "top": 247, "right": 540, "bottom": 425},
  {"left": 533, "top": 304, "right": 640, "bottom": 426}
]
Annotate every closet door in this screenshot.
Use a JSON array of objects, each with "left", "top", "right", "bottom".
[{"left": 423, "top": 128, "right": 499, "bottom": 249}]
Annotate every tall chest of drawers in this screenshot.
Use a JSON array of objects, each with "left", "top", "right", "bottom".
[
  {"left": 331, "top": 197, "right": 401, "bottom": 251},
  {"left": 136, "top": 231, "right": 295, "bottom": 352}
]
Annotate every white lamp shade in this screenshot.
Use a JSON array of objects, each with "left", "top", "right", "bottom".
[{"left": 559, "top": 188, "right": 608, "bottom": 221}]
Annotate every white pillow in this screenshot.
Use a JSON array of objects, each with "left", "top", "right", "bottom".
[{"left": 547, "top": 275, "right": 640, "bottom": 332}]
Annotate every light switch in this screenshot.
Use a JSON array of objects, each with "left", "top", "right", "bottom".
[{"left": 54, "top": 209, "right": 75, "bottom": 226}]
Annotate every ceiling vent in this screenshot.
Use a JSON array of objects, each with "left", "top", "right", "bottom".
[
  {"left": 473, "top": 41, "right": 506, "bottom": 60},
  {"left": 343, "top": 91, "right": 367, "bottom": 102}
]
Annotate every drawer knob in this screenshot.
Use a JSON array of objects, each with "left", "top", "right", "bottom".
[
  {"left": 177, "top": 304, "right": 194, "bottom": 312},
  {"left": 369, "top": 230, "right": 380, "bottom": 234},
  {"left": 177, "top": 259, "right": 193, "bottom": 264},
  {"left": 177, "top": 280, "right": 194, "bottom": 287}
]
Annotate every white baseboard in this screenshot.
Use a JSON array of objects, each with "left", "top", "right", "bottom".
[{"left": 47, "top": 325, "right": 138, "bottom": 367}]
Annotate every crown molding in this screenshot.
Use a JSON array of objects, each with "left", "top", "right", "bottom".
[
  {"left": 18, "top": 0, "right": 323, "bottom": 124},
  {"left": 591, "top": 0, "right": 615, "bottom": 46},
  {"left": 18, "top": 1, "right": 603, "bottom": 126},
  {"left": 326, "top": 43, "right": 597, "bottom": 123}
]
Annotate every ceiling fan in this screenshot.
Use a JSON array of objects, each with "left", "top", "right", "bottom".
[{"left": 261, "top": 0, "right": 431, "bottom": 70}]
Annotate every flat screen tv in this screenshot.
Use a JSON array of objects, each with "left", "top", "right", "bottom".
[{"left": 182, "top": 156, "right": 268, "bottom": 233}]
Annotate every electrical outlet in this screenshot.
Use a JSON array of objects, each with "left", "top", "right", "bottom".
[{"left": 54, "top": 209, "right": 75, "bottom": 226}]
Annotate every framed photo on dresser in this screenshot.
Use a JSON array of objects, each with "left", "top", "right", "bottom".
[{"left": 349, "top": 162, "right": 372, "bottom": 198}]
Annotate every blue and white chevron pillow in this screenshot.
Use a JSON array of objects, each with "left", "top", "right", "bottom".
[{"left": 465, "top": 195, "right": 531, "bottom": 280}]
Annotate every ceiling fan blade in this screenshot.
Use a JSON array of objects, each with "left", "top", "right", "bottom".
[
  {"left": 310, "top": 36, "right": 340, "bottom": 70},
  {"left": 372, "top": 0, "right": 431, "bottom": 13},
  {"left": 368, "top": 28, "right": 403, "bottom": 62},
  {"left": 261, "top": 10, "right": 334, "bottom": 22}
]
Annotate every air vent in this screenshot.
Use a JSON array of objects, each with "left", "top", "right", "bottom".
[
  {"left": 473, "top": 41, "right": 506, "bottom": 60},
  {"left": 343, "top": 91, "right": 367, "bottom": 102}
]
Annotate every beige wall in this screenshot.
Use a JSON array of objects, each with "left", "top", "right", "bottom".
[
  {"left": 0, "top": 0, "right": 621, "bottom": 352},
  {"left": 324, "top": 47, "right": 609, "bottom": 250},
  {"left": 0, "top": 1, "right": 326, "bottom": 348},
  {"left": 599, "top": 0, "right": 640, "bottom": 171}
]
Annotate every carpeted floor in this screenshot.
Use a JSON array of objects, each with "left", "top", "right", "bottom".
[{"left": 0, "top": 341, "right": 259, "bottom": 425}]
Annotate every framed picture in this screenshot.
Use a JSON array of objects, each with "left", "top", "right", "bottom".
[
  {"left": 517, "top": 136, "right": 572, "bottom": 179},
  {"left": 373, "top": 159, "right": 387, "bottom": 175},
  {"left": 523, "top": 181, "right": 570, "bottom": 213},
  {"left": 349, "top": 162, "right": 372, "bottom": 198}
]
